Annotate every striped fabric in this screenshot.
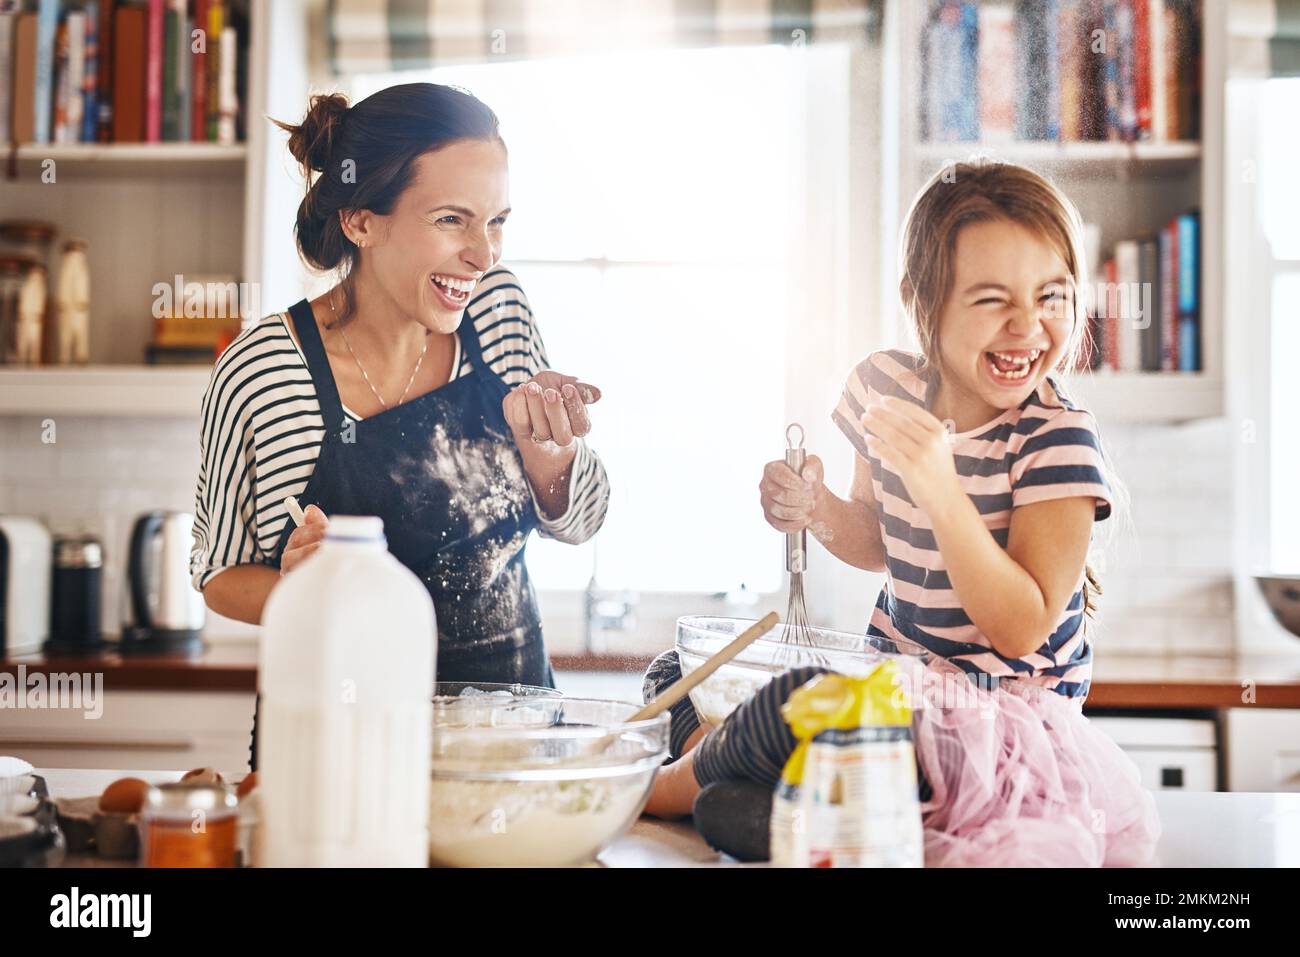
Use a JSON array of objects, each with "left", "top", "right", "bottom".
[
  {"left": 327, "top": 0, "right": 883, "bottom": 74},
  {"left": 191, "top": 265, "right": 609, "bottom": 590},
  {"left": 832, "top": 350, "right": 1113, "bottom": 700}
]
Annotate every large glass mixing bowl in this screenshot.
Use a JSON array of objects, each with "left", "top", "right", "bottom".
[
  {"left": 428, "top": 694, "right": 669, "bottom": 867},
  {"left": 675, "top": 615, "right": 929, "bottom": 726}
]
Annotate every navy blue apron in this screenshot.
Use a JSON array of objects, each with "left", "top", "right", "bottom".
[{"left": 249, "top": 298, "right": 551, "bottom": 770}]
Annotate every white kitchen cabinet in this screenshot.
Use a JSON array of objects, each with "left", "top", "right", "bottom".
[
  {"left": 1089, "top": 716, "right": 1219, "bottom": 791},
  {"left": 0, "top": 690, "right": 255, "bottom": 777},
  {"left": 1226, "top": 708, "right": 1300, "bottom": 792}
]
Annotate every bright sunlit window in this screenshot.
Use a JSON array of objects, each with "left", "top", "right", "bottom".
[{"left": 353, "top": 46, "right": 811, "bottom": 594}]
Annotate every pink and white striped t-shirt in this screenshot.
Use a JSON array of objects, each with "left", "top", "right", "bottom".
[{"left": 832, "top": 349, "right": 1113, "bottom": 700}]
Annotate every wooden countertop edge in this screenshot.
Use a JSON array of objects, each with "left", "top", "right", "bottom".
[{"left": 5, "top": 655, "right": 1300, "bottom": 708}]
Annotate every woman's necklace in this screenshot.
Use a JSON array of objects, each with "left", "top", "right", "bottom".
[{"left": 331, "top": 290, "right": 429, "bottom": 411}]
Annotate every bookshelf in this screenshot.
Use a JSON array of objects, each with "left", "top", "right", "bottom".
[
  {"left": 0, "top": 0, "right": 311, "bottom": 413},
  {"left": 882, "top": 0, "right": 1226, "bottom": 424}
]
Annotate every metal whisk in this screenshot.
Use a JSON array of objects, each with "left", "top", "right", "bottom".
[{"left": 777, "top": 424, "right": 819, "bottom": 666}]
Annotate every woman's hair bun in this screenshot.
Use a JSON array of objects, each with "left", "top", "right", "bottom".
[{"left": 278, "top": 93, "right": 350, "bottom": 173}]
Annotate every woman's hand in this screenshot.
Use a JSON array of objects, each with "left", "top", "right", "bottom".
[
  {"left": 860, "top": 396, "right": 962, "bottom": 516},
  {"left": 759, "top": 454, "right": 827, "bottom": 535},
  {"left": 280, "top": 504, "right": 328, "bottom": 576},
  {"left": 502, "top": 371, "right": 601, "bottom": 449}
]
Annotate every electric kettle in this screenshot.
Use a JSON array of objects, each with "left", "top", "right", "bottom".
[{"left": 120, "top": 511, "right": 206, "bottom": 655}]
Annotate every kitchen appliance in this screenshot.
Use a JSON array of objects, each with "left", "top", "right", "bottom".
[
  {"left": 45, "top": 535, "right": 106, "bottom": 655},
  {"left": 120, "top": 511, "right": 206, "bottom": 656},
  {"left": 0, "top": 516, "right": 52, "bottom": 656}
]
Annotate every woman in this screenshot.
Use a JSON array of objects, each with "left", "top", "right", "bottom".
[{"left": 191, "top": 84, "right": 609, "bottom": 765}]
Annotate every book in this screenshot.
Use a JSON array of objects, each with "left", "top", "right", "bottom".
[
  {"left": 191, "top": 0, "right": 208, "bottom": 141},
  {"left": 1133, "top": 0, "right": 1152, "bottom": 138},
  {"left": 1116, "top": 0, "right": 1137, "bottom": 140},
  {"left": 1163, "top": 0, "right": 1181, "bottom": 139},
  {"left": 1058, "top": 0, "right": 1084, "bottom": 141},
  {"left": 162, "top": 0, "right": 179, "bottom": 140},
  {"left": 978, "top": 2, "right": 1016, "bottom": 141},
  {"left": 145, "top": 0, "right": 163, "bottom": 142},
  {"left": 206, "top": 0, "right": 223, "bottom": 141},
  {"left": 66, "top": 12, "right": 87, "bottom": 143},
  {"left": 1159, "top": 219, "right": 1179, "bottom": 370},
  {"left": 52, "top": 18, "right": 68, "bottom": 143},
  {"left": 81, "top": 2, "right": 99, "bottom": 143},
  {"left": 12, "top": 12, "right": 37, "bottom": 144},
  {"left": 1102, "top": 257, "right": 1119, "bottom": 371},
  {"left": 178, "top": 12, "right": 191, "bottom": 142},
  {"left": 1101, "top": 0, "right": 1121, "bottom": 140},
  {"left": 217, "top": 24, "right": 236, "bottom": 145},
  {"left": 33, "top": 0, "right": 59, "bottom": 144},
  {"left": 1148, "top": 0, "right": 1168, "bottom": 141},
  {"left": 1177, "top": 211, "right": 1199, "bottom": 371},
  {"left": 112, "top": 3, "right": 146, "bottom": 143},
  {"left": 95, "top": 0, "right": 115, "bottom": 142},
  {"left": 1137, "top": 236, "right": 1161, "bottom": 371},
  {"left": 0, "top": 12, "right": 13, "bottom": 145},
  {"left": 1114, "top": 239, "right": 1141, "bottom": 372},
  {"left": 1014, "top": 0, "right": 1060, "bottom": 140}
]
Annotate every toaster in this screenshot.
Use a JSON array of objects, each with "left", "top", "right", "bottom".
[{"left": 0, "top": 515, "right": 52, "bottom": 656}]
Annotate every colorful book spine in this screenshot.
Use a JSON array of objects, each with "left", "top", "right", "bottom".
[
  {"left": 0, "top": 12, "right": 13, "bottom": 145},
  {"left": 1148, "top": 0, "right": 1167, "bottom": 141},
  {"left": 178, "top": 12, "right": 191, "bottom": 142},
  {"left": 1116, "top": 0, "right": 1137, "bottom": 140},
  {"left": 191, "top": 0, "right": 208, "bottom": 141},
  {"left": 1138, "top": 236, "right": 1161, "bottom": 371},
  {"left": 1177, "top": 211, "right": 1199, "bottom": 371},
  {"left": 145, "top": 0, "right": 164, "bottom": 142},
  {"left": 1159, "top": 220, "right": 1179, "bottom": 370},
  {"left": 96, "top": 0, "right": 116, "bottom": 142},
  {"left": 1014, "top": 0, "right": 1060, "bottom": 140},
  {"left": 1101, "top": 0, "right": 1121, "bottom": 140},
  {"left": 82, "top": 2, "right": 99, "bottom": 143},
  {"left": 67, "top": 12, "right": 86, "bottom": 143},
  {"left": 162, "top": 0, "right": 179, "bottom": 140},
  {"left": 217, "top": 24, "right": 236, "bottom": 145},
  {"left": 206, "top": 1, "right": 223, "bottom": 142},
  {"left": 1133, "top": 0, "right": 1152, "bottom": 138},
  {"left": 977, "top": 1, "right": 1015, "bottom": 142},
  {"left": 1114, "top": 239, "right": 1141, "bottom": 372},
  {"left": 33, "top": 0, "right": 59, "bottom": 144},
  {"left": 52, "top": 18, "right": 68, "bottom": 144},
  {"left": 1058, "top": 0, "right": 1083, "bottom": 141}
]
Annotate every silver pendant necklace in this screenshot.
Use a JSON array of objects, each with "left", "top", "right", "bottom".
[{"left": 331, "top": 289, "right": 429, "bottom": 411}]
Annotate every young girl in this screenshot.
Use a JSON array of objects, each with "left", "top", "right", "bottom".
[{"left": 642, "top": 161, "right": 1161, "bottom": 867}]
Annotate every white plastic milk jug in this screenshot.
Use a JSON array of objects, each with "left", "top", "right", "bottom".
[{"left": 259, "top": 515, "right": 435, "bottom": 866}]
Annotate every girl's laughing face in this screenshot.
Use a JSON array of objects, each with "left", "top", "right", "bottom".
[{"left": 934, "top": 218, "right": 1075, "bottom": 426}]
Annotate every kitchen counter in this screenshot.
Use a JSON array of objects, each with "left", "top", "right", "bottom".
[
  {"left": 8, "top": 645, "right": 1300, "bottom": 709},
  {"left": 32, "top": 767, "right": 1300, "bottom": 867}
]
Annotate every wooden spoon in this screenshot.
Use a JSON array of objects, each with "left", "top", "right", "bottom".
[{"left": 628, "top": 611, "right": 780, "bottom": 724}]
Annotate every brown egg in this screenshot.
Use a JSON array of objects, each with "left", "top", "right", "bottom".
[
  {"left": 99, "top": 777, "right": 150, "bottom": 814},
  {"left": 181, "top": 767, "right": 225, "bottom": 786},
  {"left": 236, "top": 772, "right": 258, "bottom": 799}
]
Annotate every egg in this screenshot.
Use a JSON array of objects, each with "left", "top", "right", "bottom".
[
  {"left": 236, "top": 772, "right": 258, "bottom": 799},
  {"left": 181, "top": 767, "right": 225, "bottom": 786},
  {"left": 98, "top": 777, "right": 150, "bottom": 814}
]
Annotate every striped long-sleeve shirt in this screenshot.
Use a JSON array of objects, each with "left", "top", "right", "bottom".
[
  {"left": 191, "top": 265, "right": 610, "bottom": 590},
  {"left": 832, "top": 349, "right": 1113, "bottom": 700}
]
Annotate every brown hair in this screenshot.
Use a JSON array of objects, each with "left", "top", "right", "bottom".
[
  {"left": 898, "top": 160, "right": 1091, "bottom": 383},
  {"left": 272, "top": 83, "right": 503, "bottom": 324},
  {"left": 898, "top": 160, "right": 1106, "bottom": 620}
]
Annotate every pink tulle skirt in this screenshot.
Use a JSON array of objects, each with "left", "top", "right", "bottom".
[{"left": 909, "top": 657, "right": 1161, "bottom": 867}]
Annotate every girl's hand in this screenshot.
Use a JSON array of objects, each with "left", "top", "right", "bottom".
[
  {"left": 281, "top": 504, "right": 327, "bottom": 576},
  {"left": 759, "top": 454, "right": 827, "bottom": 535},
  {"left": 503, "top": 371, "right": 602, "bottom": 450},
  {"left": 860, "top": 396, "right": 962, "bottom": 515}
]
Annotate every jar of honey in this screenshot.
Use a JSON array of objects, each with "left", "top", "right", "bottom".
[{"left": 140, "top": 782, "right": 238, "bottom": 867}]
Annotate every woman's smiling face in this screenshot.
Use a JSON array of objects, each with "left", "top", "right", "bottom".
[
  {"left": 935, "top": 218, "right": 1076, "bottom": 421},
  {"left": 357, "top": 138, "right": 510, "bottom": 334}
]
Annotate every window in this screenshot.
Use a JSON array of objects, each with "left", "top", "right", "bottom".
[{"left": 353, "top": 45, "right": 832, "bottom": 595}]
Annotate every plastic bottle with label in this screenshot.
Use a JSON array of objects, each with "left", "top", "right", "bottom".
[{"left": 259, "top": 515, "right": 436, "bottom": 866}]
